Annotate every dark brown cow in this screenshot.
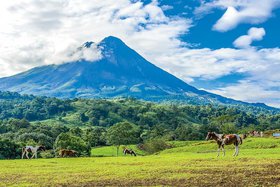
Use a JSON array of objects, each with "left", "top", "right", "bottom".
[
  {"left": 123, "top": 148, "right": 136, "bottom": 156},
  {"left": 206, "top": 132, "right": 242, "bottom": 157},
  {"left": 59, "top": 149, "right": 78, "bottom": 157}
]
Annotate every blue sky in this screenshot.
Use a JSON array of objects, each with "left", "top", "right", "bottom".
[
  {"left": 0, "top": 0, "right": 279, "bottom": 107},
  {"left": 156, "top": 0, "right": 280, "bottom": 107},
  {"left": 155, "top": 0, "right": 280, "bottom": 49}
]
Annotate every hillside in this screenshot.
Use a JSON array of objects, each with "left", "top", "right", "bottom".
[
  {"left": 1, "top": 91, "right": 279, "bottom": 127},
  {"left": 1, "top": 91, "right": 280, "bottom": 151},
  {"left": 0, "top": 36, "right": 276, "bottom": 110}
]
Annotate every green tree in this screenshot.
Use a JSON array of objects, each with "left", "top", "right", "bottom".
[
  {"left": 174, "top": 124, "right": 192, "bottom": 140},
  {"left": 69, "top": 127, "right": 83, "bottom": 137},
  {"left": 84, "top": 127, "right": 106, "bottom": 147},
  {"left": 106, "top": 122, "right": 140, "bottom": 156},
  {"left": 220, "top": 122, "right": 238, "bottom": 134},
  {"left": 54, "top": 133, "right": 90, "bottom": 156},
  {"left": 79, "top": 112, "right": 89, "bottom": 123},
  {"left": 0, "top": 139, "right": 21, "bottom": 159}
]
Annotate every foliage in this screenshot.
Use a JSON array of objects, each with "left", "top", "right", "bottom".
[
  {"left": 54, "top": 133, "right": 90, "bottom": 156},
  {"left": 142, "top": 139, "right": 171, "bottom": 154},
  {"left": 0, "top": 91, "right": 280, "bottom": 159},
  {"left": 83, "top": 127, "right": 106, "bottom": 147},
  {"left": 40, "top": 150, "right": 55, "bottom": 159},
  {"left": 0, "top": 91, "right": 72, "bottom": 121},
  {"left": 106, "top": 122, "right": 140, "bottom": 155},
  {"left": 0, "top": 138, "right": 21, "bottom": 159}
]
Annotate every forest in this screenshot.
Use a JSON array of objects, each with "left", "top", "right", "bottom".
[{"left": 0, "top": 91, "right": 279, "bottom": 159}]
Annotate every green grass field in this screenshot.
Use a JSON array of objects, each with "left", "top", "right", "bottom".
[{"left": 1, "top": 137, "right": 280, "bottom": 186}]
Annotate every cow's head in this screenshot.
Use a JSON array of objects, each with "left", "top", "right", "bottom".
[{"left": 38, "top": 145, "right": 46, "bottom": 151}]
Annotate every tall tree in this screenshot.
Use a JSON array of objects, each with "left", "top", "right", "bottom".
[{"left": 106, "top": 122, "right": 139, "bottom": 156}]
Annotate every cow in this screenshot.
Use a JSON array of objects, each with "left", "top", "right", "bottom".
[
  {"left": 22, "top": 145, "right": 46, "bottom": 159},
  {"left": 59, "top": 149, "right": 78, "bottom": 157}
]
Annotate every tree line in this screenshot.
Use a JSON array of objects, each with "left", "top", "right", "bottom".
[{"left": 0, "top": 91, "right": 279, "bottom": 159}]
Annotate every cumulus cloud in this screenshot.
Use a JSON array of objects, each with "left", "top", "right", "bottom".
[
  {"left": 161, "top": 5, "right": 173, "bottom": 11},
  {"left": 51, "top": 42, "right": 103, "bottom": 64},
  {"left": 207, "top": 80, "right": 280, "bottom": 108},
  {"left": 233, "top": 27, "right": 266, "bottom": 48},
  {"left": 149, "top": 45, "right": 280, "bottom": 107},
  {"left": 0, "top": 0, "right": 191, "bottom": 77},
  {"left": 195, "top": 0, "right": 280, "bottom": 32}
]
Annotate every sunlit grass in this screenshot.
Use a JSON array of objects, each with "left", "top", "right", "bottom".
[{"left": 0, "top": 137, "right": 280, "bottom": 186}]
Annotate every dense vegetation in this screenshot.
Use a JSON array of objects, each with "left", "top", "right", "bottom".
[{"left": 0, "top": 91, "right": 279, "bottom": 159}]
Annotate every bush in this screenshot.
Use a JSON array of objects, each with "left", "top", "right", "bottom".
[
  {"left": 40, "top": 150, "right": 55, "bottom": 159},
  {"left": 143, "top": 139, "right": 172, "bottom": 154},
  {"left": 54, "top": 133, "right": 90, "bottom": 156},
  {"left": 0, "top": 139, "right": 21, "bottom": 159}
]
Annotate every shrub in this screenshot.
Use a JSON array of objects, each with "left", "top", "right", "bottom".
[
  {"left": 54, "top": 133, "right": 90, "bottom": 156},
  {"left": 143, "top": 139, "right": 172, "bottom": 154},
  {"left": 0, "top": 139, "right": 21, "bottom": 159},
  {"left": 40, "top": 150, "right": 55, "bottom": 159}
]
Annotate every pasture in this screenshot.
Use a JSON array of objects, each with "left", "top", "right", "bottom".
[{"left": 1, "top": 137, "right": 280, "bottom": 186}]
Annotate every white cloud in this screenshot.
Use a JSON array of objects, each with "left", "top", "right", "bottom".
[
  {"left": 0, "top": 0, "right": 191, "bottom": 77},
  {"left": 161, "top": 5, "right": 173, "bottom": 11},
  {"left": 195, "top": 0, "right": 280, "bottom": 32},
  {"left": 207, "top": 80, "right": 280, "bottom": 108},
  {"left": 62, "top": 43, "right": 103, "bottom": 63},
  {"left": 233, "top": 27, "right": 266, "bottom": 48},
  {"left": 213, "top": 6, "right": 239, "bottom": 31},
  {"left": 147, "top": 45, "right": 280, "bottom": 107}
]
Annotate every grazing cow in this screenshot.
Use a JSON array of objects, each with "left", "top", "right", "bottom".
[
  {"left": 59, "top": 149, "right": 78, "bottom": 157},
  {"left": 123, "top": 148, "right": 136, "bottom": 156},
  {"left": 22, "top": 145, "right": 46, "bottom": 159},
  {"left": 205, "top": 132, "right": 242, "bottom": 157}
]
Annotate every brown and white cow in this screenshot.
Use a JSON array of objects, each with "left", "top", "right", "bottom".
[
  {"left": 22, "top": 145, "right": 46, "bottom": 159},
  {"left": 206, "top": 132, "right": 242, "bottom": 157}
]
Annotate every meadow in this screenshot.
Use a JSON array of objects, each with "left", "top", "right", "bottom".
[{"left": 1, "top": 137, "right": 280, "bottom": 187}]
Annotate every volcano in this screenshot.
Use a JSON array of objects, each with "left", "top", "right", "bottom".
[{"left": 0, "top": 36, "right": 275, "bottom": 109}]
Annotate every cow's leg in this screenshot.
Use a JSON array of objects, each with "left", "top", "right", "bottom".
[
  {"left": 26, "top": 152, "right": 30, "bottom": 159},
  {"left": 217, "top": 145, "right": 221, "bottom": 157},
  {"left": 236, "top": 145, "right": 239, "bottom": 156},
  {"left": 31, "top": 151, "right": 36, "bottom": 159},
  {"left": 22, "top": 150, "right": 25, "bottom": 159},
  {"left": 233, "top": 145, "right": 237, "bottom": 156},
  {"left": 222, "top": 145, "right": 225, "bottom": 156}
]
